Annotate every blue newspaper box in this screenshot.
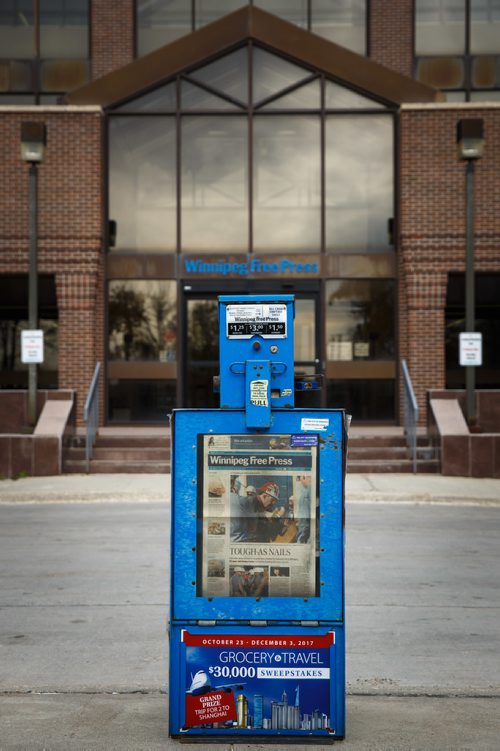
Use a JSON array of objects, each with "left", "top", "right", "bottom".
[{"left": 169, "top": 295, "right": 346, "bottom": 741}]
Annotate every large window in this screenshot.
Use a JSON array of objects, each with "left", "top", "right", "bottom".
[
  {"left": 446, "top": 273, "right": 500, "bottom": 388},
  {"left": 181, "top": 116, "right": 248, "bottom": 252},
  {"left": 325, "top": 116, "right": 393, "bottom": 253},
  {"left": 0, "top": 0, "right": 90, "bottom": 103},
  {"left": 108, "top": 280, "right": 177, "bottom": 361},
  {"left": 109, "top": 117, "right": 177, "bottom": 253},
  {"left": 415, "top": 0, "right": 500, "bottom": 100},
  {"left": 325, "top": 280, "right": 395, "bottom": 361},
  {"left": 108, "top": 45, "right": 393, "bottom": 255},
  {"left": 325, "top": 279, "right": 396, "bottom": 421},
  {"left": 136, "top": 1, "right": 367, "bottom": 56},
  {"left": 107, "top": 279, "right": 177, "bottom": 422},
  {"left": 253, "top": 115, "right": 321, "bottom": 252},
  {"left": 0, "top": 275, "right": 58, "bottom": 388}
]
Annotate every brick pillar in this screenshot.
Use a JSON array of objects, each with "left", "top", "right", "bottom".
[
  {"left": 56, "top": 273, "right": 101, "bottom": 427},
  {"left": 402, "top": 270, "right": 448, "bottom": 425},
  {"left": 369, "top": 0, "right": 413, "bottom": 77},
  {"left": 91, "top": 0, "right": 134, "bottom": 80}
]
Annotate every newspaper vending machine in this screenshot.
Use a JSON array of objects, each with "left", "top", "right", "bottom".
[{"left": 169, "top": 294, "right": 346, "bottom": 741}]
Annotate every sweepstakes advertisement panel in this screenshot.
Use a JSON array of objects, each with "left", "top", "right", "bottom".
[{"left": 181, "top": 630, "right": 336, "bottom": 735}]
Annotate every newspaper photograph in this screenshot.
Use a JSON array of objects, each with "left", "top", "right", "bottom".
[{"left": 198, "top": 433, "right": 319, "bottom": 599}]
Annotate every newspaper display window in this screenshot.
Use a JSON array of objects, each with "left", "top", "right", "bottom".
[{"left": 197, "top": 433, "right": 319, "bottom": 599}]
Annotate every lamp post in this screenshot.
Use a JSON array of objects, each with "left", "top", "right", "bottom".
[
  {"left": 456, "top": 118, "right": 484, "bottom": 426},
  {"left": 20, "top": 122, "right": 46, "bottom": 427}
]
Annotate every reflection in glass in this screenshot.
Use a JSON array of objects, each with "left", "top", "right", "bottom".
[
  {"left": 326, "top": 280, "right": 394, "bottom": 360},
  {"left": 471, "top": 0, "right": 500, "bottom": 54},
  {"left": 252, "top": 48, "right": 312, "bottom": 104},
  {"left": 416, "top": 57, "right": 465, "bottom": 89},
  {"left": 470, "top": 89, "right": 500, "bottom": 100},
  {"left": 40, "top": 0, "right": 89, "bottom": 58},
  {"left": 109, "top": 116, "right": 176, "bottom": 252},
  {"left": 182, "top": 80, "right": 241, "bottom": 110},
  {"left": 471, "top": 56, "right": 497, "bottom": 88},
  {"left": 325, "top": 115, "right": 393, "bottom": 253},
  {"left": 0, "top": 61, "right": 32, "bottom": 92},
  {"left": 108, "top": 379, "right": 176, "bottom": 421},
  {"left": 189, "top": 48, "right": 248, "bottom": 104},
  {"left": 253, "top": 115, "right": 320, "bottom": 252},
  {"left": 294, "top": 299, "right": 316, "bottom": 362},
  {"left": 108, "top": 281, "right": 177, "bottom": 361},
  {"left": 254, "top": 0, "right": 307, "bottom": 28},
  {"left": 415, "top": 0, "right": 465, "bottom": 55},
  {"left": 186, "top": 299, "right": 219, "bottom": 408},
  {"left": 0, "top": 0, "right": 35, "bottom": 57},
  {"left": 181, "top": 116, "right": 248, "bottom": 251},
  {"left": 137, "top": 0, "right": 191, "bottom": 54},
  {"left": 259, "top": 80, "right": 321, "bottom": 110},
  {"left": 41, "top": 60, "right": 89, "bottom": 92},
  {"left": 327, "top": 379, "right": 395, "bottom": 420},
  {"left": 115, "top": 82, "right": 177, "bottom": 112},
  {"left": 196, "top": 0, "right": 248, "bottom": 28},
  {"left": 312, "top": 0, "right": 366, "bottom": 54},
  {"left": 325, "top": 80, "right": 384, "bottom": 109},
  {"left": 187, "top": 299, "right": 219, "bottom": 360}
]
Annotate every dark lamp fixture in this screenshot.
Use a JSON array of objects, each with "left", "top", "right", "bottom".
[
  {"left": 20, "top": 122, "right": 47, "bottom": 163},
  {"left": 456, "top": 118, "right": 484, "bottom": 160}
]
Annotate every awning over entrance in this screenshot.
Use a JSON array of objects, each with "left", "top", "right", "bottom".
[{"left": 64, "top": 6, "right": 442, "bottom": 109}]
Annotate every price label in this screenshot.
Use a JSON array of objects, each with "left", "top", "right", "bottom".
[{"left": 226, "top": 304, "right": 287, "bottom": 339}]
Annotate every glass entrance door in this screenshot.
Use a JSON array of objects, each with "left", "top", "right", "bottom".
[
  {"left": 184, "top": 295, "right": 220, "bottom": 408},
  {"left": 182, "top": 283, "right": 321, "bottom": 408}
]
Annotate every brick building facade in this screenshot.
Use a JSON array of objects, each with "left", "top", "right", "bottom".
[{"left": 1, "top": 2, "right": 499, "bottom": 429}]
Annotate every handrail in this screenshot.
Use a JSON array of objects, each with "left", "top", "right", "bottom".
[
  {"left": 401, "top": 359, "right": 419, "bottom": 473},
  {"left": 83, "top": 362, "right": 101, "bottom": 473}
]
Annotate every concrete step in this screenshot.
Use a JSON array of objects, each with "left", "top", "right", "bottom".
[
  {"left": 348, "top": 447, "right": 437, "bottom": 461},
  {"left": 347, "top": 459, "right": 440, "bottom": 473},
  {"left": 348, "top": 435, "right": 432, "bottom": 448},
  {"left": 348, "top": 446, "right": 410, "bottom": 460},
  {"left": 64, "top": 459, "right": 170, "bottom": 474},
  {"left": 71, "top": 435, "right": 169, "bottom": 449},
  {"left": 93, "top": 447, "right": 168, "bottom": 461}
]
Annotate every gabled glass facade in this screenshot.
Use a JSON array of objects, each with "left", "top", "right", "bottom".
[
  {"left": 109, "top": 45, "right": 394, "bottom": 256},
  {"left": 107, "top": 41, "right": 396, "bottom": 422}
]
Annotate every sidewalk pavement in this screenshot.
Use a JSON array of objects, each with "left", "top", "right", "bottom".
[{"left": 1, "top": 471, "right": 500, "bottom": 505}]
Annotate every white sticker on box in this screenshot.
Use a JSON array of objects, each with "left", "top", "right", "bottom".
[
  {"left": 250, "top": 380, "right": 269, "bottom": 407},
  {"left": 301, "top": 418, "right": 329, "bottom": 431}
]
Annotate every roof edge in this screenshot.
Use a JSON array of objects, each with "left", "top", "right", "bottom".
[{"left": 64, "top": 6, "right": 441, "bottom": 109}]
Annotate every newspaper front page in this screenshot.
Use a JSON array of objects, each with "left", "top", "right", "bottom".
[{"left": 199, "top": 433, "right": 318, "bottom": 599}]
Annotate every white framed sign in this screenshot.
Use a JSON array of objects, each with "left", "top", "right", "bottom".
[
  {"left": 21, "top": 329, "right": 44, "bottom": 364},
  {"left": 459, "top": 332, "right": 482, "bottom": 367}
]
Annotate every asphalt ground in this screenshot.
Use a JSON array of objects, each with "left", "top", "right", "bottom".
[{"left": 0, "top": 474, "right": 499, "bottom": 750}]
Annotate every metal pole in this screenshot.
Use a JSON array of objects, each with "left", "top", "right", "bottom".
[
  {"left": 28, "top": 162, "right": 38, "bottom": 427},
  {"left": 465, "top": 159, "right": 475, "bottom": 425}
]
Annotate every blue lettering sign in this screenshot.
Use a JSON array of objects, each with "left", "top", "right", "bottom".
[{"left": 183, "top": 258, "right": 319, "bottom": 276}]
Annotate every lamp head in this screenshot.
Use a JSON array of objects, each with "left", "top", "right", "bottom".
[
  {"left": 21, "top": 122, "right": 47, "bottom": 163},
  {"left": 456, "top": 118, "right": 484, "bottom": 160}
]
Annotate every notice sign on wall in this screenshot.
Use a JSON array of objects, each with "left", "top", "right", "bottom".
[
  {"left": 21, "top": 330, "right": 44, "bottom": 364},
  {"left": 459, "top": 332, "right": 482, "bottom": 367}
]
